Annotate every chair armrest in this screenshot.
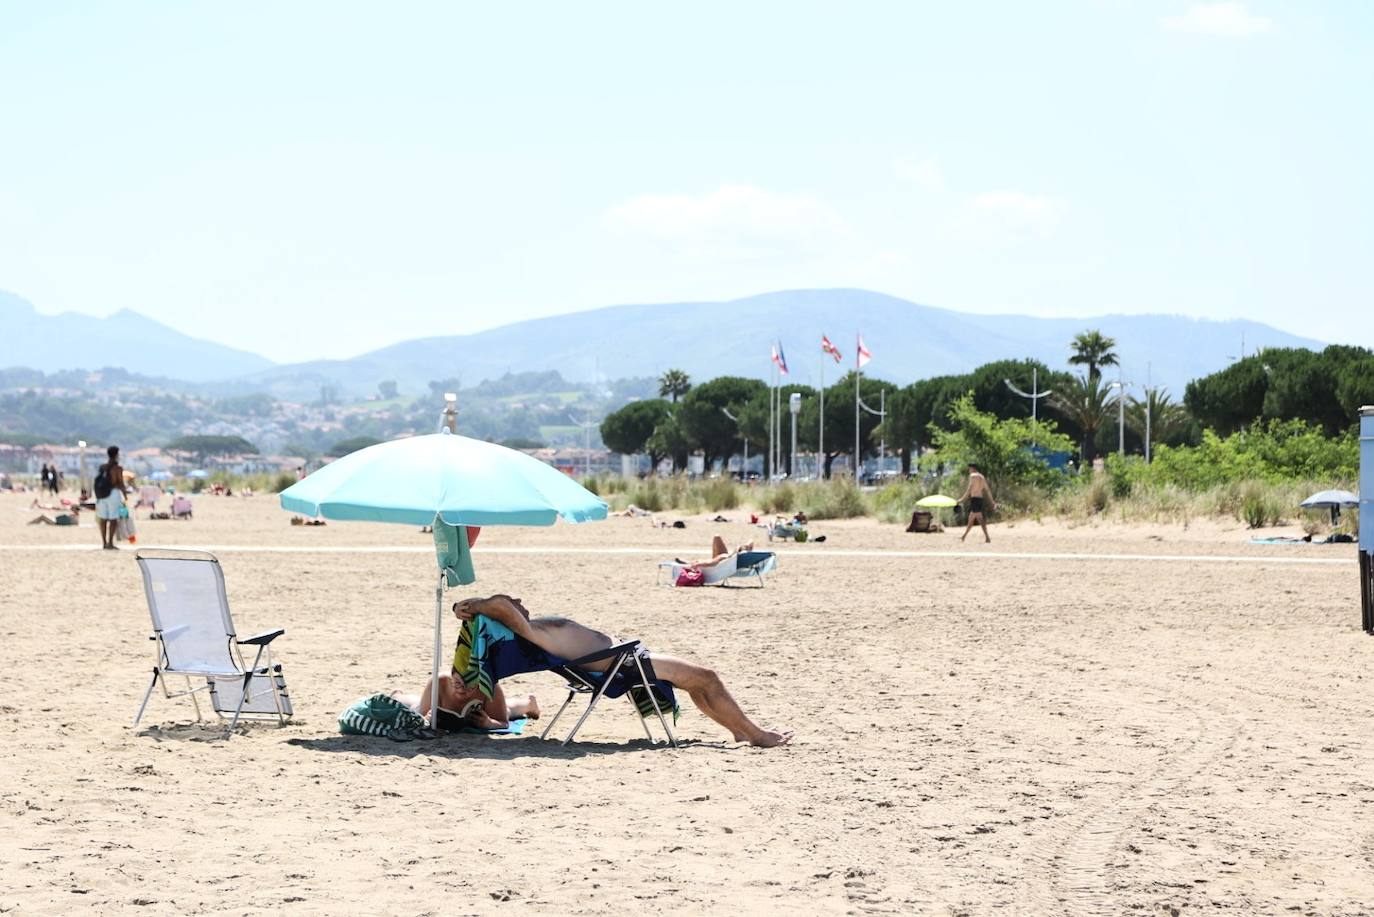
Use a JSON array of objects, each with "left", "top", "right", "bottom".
[
  {"left": 567, "top": 640, "right": 641, "bottom": 669},
  {"left": 238, "top": 628, "right": 285, "bottom": 646}
]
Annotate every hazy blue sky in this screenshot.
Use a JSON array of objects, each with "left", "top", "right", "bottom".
[{"left": 1, "top": 2, "right": 1369, "bottom": 362}]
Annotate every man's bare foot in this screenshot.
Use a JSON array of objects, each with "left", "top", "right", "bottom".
[
  {"left": 749, "top": 729, "right": 793, "bottom": 748},
  {"left": 526, "top": 694, "right": 540, "bottom": 720}
]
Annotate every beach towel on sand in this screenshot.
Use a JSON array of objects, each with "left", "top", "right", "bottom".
[{"left": 452, "top": 615, "right": 679, "bottom": 720}]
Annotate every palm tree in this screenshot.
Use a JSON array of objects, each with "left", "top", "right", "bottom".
[
  {"left": 1052, "top": 373, "right": 1112, "bottom": 462},
  {"left": 1127, "top": 387, "right": 1190, "bottom": 453},
  {"left": 658, "top": 369, "right": 691, "bottom": 403},
  {"left": 1068, "top": 330, "right": 1119, "bottom": 382}
]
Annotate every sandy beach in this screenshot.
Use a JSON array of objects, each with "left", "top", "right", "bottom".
[{"left": 1, "top": 490, "right": 1370, "bottom": 915}]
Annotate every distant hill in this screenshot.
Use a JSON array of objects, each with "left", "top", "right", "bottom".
[
  {"left": 0, "top": 288, "right": 1327, "bottom": 399},
  {"left": 0, "top": 290, "right": 274, "bottom": 382},
  {"left": 237, "top": 289, "right": 1326, "bottom": 399}
]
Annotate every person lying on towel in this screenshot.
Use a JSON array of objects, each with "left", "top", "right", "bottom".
[{"left": 424, "top": 594, "right": 793, "bottom": 747}]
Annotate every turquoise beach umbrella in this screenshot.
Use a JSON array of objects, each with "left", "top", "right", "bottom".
[
  {"left": 278, "top": 430, "right": 607, "bottom": 729},
  {"left": 279, "top": 432, "right": 607, "bottom": 527}
]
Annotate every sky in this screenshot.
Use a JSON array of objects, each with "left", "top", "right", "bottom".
[{"left": 1, "top": 1, "right": 1370, "bottom": 364}]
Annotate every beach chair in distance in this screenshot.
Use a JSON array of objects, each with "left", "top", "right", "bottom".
[
  {"left": 132, "top": 549, "right": 291, "bottom": 736},
  {"left": 657, "top": 550, "right": 776, "bottom": 587},
  {"left": 170, "top": 495, "right": 193, "bottom": 519},
  {"left": 539, "top": 641, "right": 678, "bottom": 748}
]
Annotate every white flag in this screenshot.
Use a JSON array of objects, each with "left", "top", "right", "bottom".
[{"left": 857, "top": 335, "right": 872, "bottom": 369}]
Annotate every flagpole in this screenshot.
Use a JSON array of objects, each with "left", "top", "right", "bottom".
[
  {"left": 818, "top": 355, "right": 825, "bottom": 479},
  {"left": 768, "top": 359, "right": 775, "bottom": 481},
  {"left": 854, "top": 332, "right": 861, "bottom": 480},
  {"left": 775, "top": 373, "right": 782, "bottom": 478}
]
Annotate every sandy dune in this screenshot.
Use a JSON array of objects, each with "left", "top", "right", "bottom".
[{"left": 0, "top": 492, "right": 1370, "bottom": 915}]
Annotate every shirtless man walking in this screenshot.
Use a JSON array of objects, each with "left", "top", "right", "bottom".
[
  {"left": 958, "top": 463, "right": 995, "bottom": 544},
  {"left": 430, "top": 594, "right": 793, "bottom": 747}
]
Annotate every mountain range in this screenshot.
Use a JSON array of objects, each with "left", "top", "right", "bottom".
[
  {"left": 0, "top": 288, "right": 1327, "bottom": 398},
  {"left": 0, "top": 290, "right": 273, "bottom": 382}
]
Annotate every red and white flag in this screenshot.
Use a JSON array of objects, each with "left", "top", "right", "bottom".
[
  {"left": 821, "top": 335, "right": 842, "bottom": 363},
  {"left": 857, "top": 334, "right": 872, "bottom": 369},
  {"left": 771, "top": 342, "right": 789, "bottom": 375}
]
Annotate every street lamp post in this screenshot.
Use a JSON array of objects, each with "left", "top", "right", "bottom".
[
  {"left": 1109, "top": 379, "right": 1126, "bottom": 457},
  {"left": 789, "top": 392, "right": 801, "bottom": 479},
  {"left": 722, "top": 406, "right": 747, "bottom": 479},
  {"left": 1003, "top": 369, "right": 1053, "bottom": 425},
  {"left": 857, "top": 393, "right": 886, "bottom": 483}
]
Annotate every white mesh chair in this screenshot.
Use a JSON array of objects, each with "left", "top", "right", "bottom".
[{"left": 132, "top": 549, "right": 290, "bottom": 735}]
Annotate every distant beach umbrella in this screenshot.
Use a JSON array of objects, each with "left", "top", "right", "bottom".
[
  {"left": 186, "top": 469, "right": 209, "bottom": 479},
  {"left": 278, "top": 430, "right": 607, "bottom": 728},
  {"left": 915, "top": 494, "right": 958, "bottom": 508},
  {"left": 1300, "top": 489, "right": 1359, "bottom": 525},
  {"left": 149, "top": 470, "right": 173, "bottom": 481}
]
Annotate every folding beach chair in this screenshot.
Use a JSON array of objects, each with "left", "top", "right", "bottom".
[
  {"left": 539, "top": 640, "right": 678, "bottom": 748},
  {"left": 132, "top": 549, "right": 291, "bottom": 736}
]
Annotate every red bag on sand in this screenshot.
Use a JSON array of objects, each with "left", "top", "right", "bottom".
[{"left": 675, "top": 567, "right": 705, "bottom": 587}]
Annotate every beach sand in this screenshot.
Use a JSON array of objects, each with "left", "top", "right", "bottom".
[{"left": 0, "top": 491, "right": 1370, "bottom": 915}]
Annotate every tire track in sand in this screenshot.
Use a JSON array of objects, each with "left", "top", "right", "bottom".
[{"left": 1012, "top": 647, "right": 1244, "bottom": 915}]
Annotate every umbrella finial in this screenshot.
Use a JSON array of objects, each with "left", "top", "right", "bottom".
[{"left": 439, "top": 393, "right": 458, "bottom": 435}]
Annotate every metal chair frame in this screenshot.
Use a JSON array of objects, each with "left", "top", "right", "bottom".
[
  {"left": 539, "top": 641, "right": 678, "bottom": 748},
  {"left": 131, "top": 549, "right": 290, "bottom": 737}
]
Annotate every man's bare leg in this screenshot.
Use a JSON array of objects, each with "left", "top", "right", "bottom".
[
  {"left": 979, "top": 515, "right": 991, "bottom": 543},
  {"left": 649, "top": 654, "right": 791, "bottom": 747},
  {"left": 456, "top": 597, "right": 791, "bottom": 746},
  {"left": 960, "top": 515, "right": 975, "bottom": 542}
]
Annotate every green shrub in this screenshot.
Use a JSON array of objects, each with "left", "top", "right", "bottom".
[
  {"left": 272, "top": 472, "right": 296, "bottom": 493},
  {"left": 802, "top": 479, "right": 867, "bottom": 520},
  {"left": 1105, "top": 454, "right": 1145, "bottom": 498},
  {"left": 702, "top": 478, "right": 740, "bottom": 512},
  {"left": 628, "top": 479, "right": 665, "bottom": 512},
  {"left": 759, "top": 483, "right": 797, "bottom": 515},
  {"left": 1239, "top": 482, "right": 1282, "bottom": 528},
  {"left": 1084, "top": 475, "right": 1110, "bottom": 515}
]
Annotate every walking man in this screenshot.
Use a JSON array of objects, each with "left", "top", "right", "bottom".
[{"left": 959, "top": 463, "right": 995, "bottom": 544}]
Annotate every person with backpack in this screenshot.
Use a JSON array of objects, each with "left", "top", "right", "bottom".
[{"left": 94, "top": 445, "right": 130, "bottom": 550}]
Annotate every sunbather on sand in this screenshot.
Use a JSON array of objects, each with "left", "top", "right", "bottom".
[
  {"left": 676, "top": 535, "right": 754, "bottom": 571},
  {"left": 391, "top": 679, "right": 540, "bottom": 731},
  {"left": 437, "top": 594, "right": 792, "bottom": 747},
  {"left": 29, "top": 507, "right": 79, "bottom": 526}
]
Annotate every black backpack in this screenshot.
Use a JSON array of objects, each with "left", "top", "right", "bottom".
[{"left": 93, "top": 464, "right": 113, "bottom": 499}]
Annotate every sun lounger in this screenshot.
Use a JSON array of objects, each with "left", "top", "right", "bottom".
[
  {"left": 657, "top": 550, "right": 776, "bottom": 587},
  {"left": 132, "top": 549, "right": 291, "bottom": 736}
]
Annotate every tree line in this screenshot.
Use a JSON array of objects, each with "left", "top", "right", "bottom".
[{"left": 601, "top": 333, "right": 1370, "bottom": 476}]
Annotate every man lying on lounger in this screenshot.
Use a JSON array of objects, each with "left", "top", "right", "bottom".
[{"left": 412, "top": 594, "right": 792, "bottom": 747}]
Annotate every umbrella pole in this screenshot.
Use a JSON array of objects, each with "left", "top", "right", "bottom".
[{"left": 430, "top": 571, "right": 444, "bottom": 730}]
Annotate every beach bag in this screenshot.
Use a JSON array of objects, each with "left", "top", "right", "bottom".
[
  {"left": 338, "top": 693, "right": 427, "bottom": 739},
  {"left": 675, "top": 567, "right": 705, "bottom": 587},
  {"left": 93, "top": 465, "right": 113, "bottom": 499}
]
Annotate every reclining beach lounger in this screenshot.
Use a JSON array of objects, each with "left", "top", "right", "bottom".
[
  {"left": 453, "top": 617, "right": 678, "bottom": 747},
  {"left": 657, "top": 550, "right": 776, "bottom": 587},
  {"left": 132, "top": 549, "right": 291, "bottom": 736}
]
